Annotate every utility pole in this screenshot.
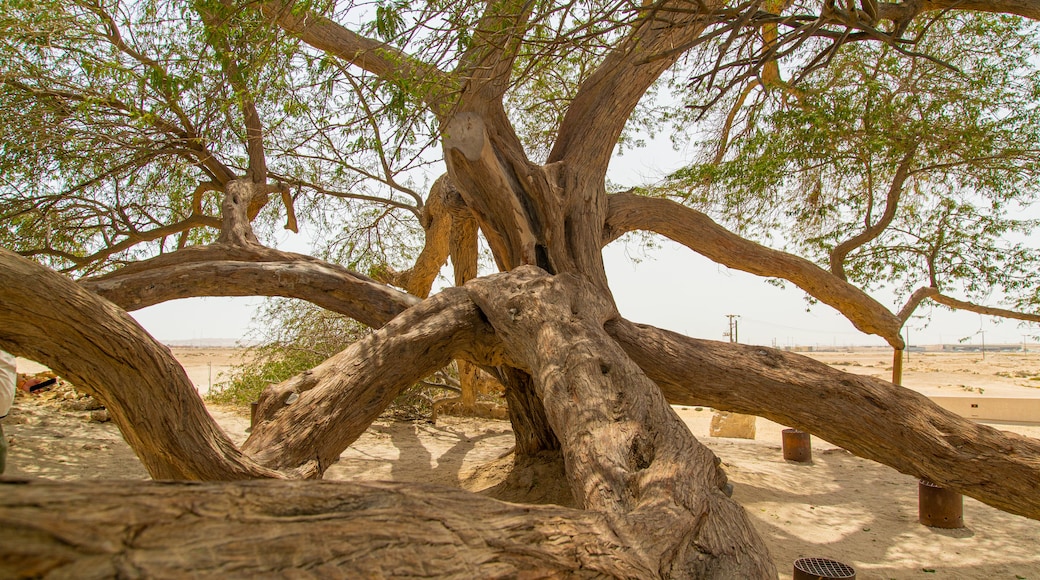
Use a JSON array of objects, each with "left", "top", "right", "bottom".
[{"left": 725, "top": 314, "right": 740, "bottom": 344}]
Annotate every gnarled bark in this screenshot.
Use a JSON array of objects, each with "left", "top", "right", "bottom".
[
  {"left": 243, "top": 288, "right": 506, "bottom": 478},
  {"left": 608, "top": 318, "right": 1040, "bottom": 521},
  {"left": 468, "top": 267, "right": 776, "bottom": 578},
  {"left": 0, "top": 479, "right": 651, "bottom": 579}
]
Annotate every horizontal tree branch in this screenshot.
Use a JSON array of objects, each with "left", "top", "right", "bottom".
[
  {"left": 81, "top": 244, "right": 418, "bottom": 329},
  {"left": 69, "top": 214, "right": 222, "bottom": 269},
  {"left": 0, "top": 479, "right": 649, "bottom": 578},
  {"left": 605, "top": 192, "right": 905, "bottom": 347},
  {"left": 878, "top": 0, "right": 1040, "bottom": 22},
  {"left": 607, "top": 317, "right": 1040, "bottom": 521},
  {"left": 928, "top": 290, "right": 1040, "bottom": 324}
]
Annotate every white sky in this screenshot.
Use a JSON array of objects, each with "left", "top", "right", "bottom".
[{"left": 128, "top": 138, "right": 1040, "bottom": 348}]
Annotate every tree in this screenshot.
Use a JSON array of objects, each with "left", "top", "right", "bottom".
[{"left": 2, "top": 0, "right": 1040, "bottom": 577}]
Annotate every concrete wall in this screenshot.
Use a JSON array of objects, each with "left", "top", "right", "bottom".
[{"left": 929, "top": 397, "right": 1040, "bottom": 423}]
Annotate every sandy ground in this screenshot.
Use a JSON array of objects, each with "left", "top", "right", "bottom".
[{"left": 4, "top": 347, "right": 1040, "bottom": 579}]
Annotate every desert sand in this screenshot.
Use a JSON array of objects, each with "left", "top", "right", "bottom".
[{"left": 4, "top": 346, "right": 1040, "bottom": 579}]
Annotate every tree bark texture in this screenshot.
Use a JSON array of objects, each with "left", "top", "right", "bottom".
[
  {"left": 467, "top": 267, "right": 776, "bottom": 578},
  {"left": 242, "top": 288, "right": 506, "bottom": 478},
  {"left": 55, "top": 242, "right": 1040, "bottom": 524},
  {"left": 6, "top": 250, "right": 1040, "bottom": 577},
  {"left": 0, "top": 479, "right": 652, "bottom": 579},
  {"left": 608, "top": 318, "right": 1040, "bottom": 520}
]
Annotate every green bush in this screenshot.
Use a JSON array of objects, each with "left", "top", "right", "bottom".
[
  {"left": 207, "top": 348, "right": 326, "bottom": 406},
  {"left": 205, "top": 297, "right": 456, "bottom": 419}
]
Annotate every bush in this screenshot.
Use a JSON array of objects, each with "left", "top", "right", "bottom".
[
  {"left": 206, "top": 297, "right": 457, "bottom": 419},
  {"left": 207, "top": 348, "right": 326, "bottom": 406}
]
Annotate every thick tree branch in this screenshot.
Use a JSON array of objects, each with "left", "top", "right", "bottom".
[
  {"left": 605, "top": 192, "right": 905, "bottom": 347},
  {"left": 456, "top": 0, "right": 535, "bottom": 105},
  {"left": 220, "top": 179, "right": 305, "bottom": 247},
  {"left": 447, "top": 185, "right": 480, "bottom": 286},
  {"left": 243, "top": 288, "right": 506, "bottom": 476},
  {"left": 81, "top": 244, "right": 417, "bottom": 329},
  {"left": 0, "top": 248, "right": 279, "bottom": 480},
  {"left": 0, "top": 479, "right": 651, "bottom": 578},
  {"left": 443, "top": 112, "right": 543, "bottom": 269},
  {"left": 260, "top": 2, "right": 454, "bottom": 113},
  {"left": 608, "top": 318, "right": 1040, "bottom": 521},
  {"left": 878, "top": 0, "right": 1040, "bottom": 22},
  {"left": 549, "top": 0, "right": 715, "bottom": 174}
]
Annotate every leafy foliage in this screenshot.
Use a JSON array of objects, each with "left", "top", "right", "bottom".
[
  {"left": 0, "top": 0, "right": 431, "bottom": 274},
  {"left": 668, "top": 13, "right": 1040, "bottom": 313}
]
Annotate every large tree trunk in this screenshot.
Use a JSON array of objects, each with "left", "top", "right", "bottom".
[
  {"left": 28, "top": 240, "right": 1040, "bottom": 525},
  {"left": 8, "top": 250, "right": 1040, "bottom": 577},
  {"left": 467, "top": 267, "right": 776, "bottom": 578},
  {"left": 0, "top": 479, "right": 653, "bottom": 579}
]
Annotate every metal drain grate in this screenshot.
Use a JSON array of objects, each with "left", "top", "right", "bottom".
[{"left": 793, "top": 557, "right": 856, "bottom": 579}]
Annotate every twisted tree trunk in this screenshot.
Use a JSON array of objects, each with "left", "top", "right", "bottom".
[
  {"left": 467, "top": 267, "right": 776, "bottom": 577},
  {"left": 5, "top": 248, "right": 1040, "bottom": 578}
]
